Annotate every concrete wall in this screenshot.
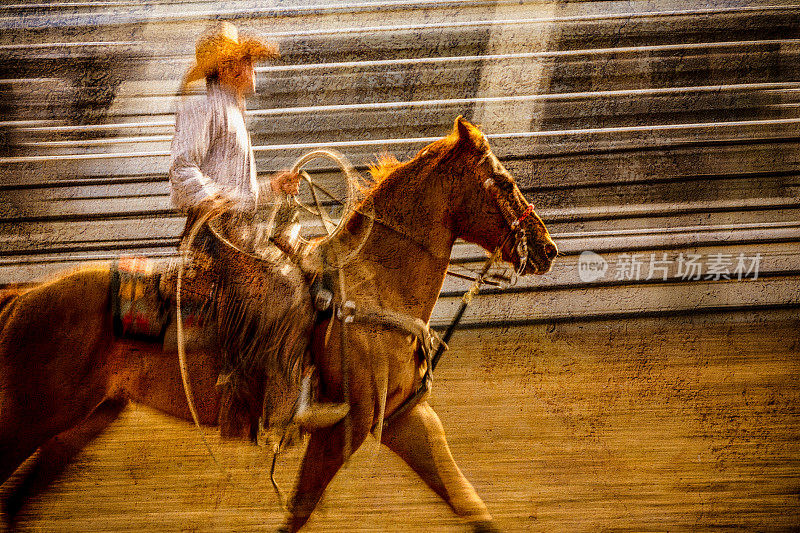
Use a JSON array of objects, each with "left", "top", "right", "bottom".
[{"left": 1, "top": 0, "right": 798, "bottom": 325}]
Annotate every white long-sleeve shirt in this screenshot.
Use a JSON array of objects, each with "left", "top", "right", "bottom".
[{"left": 169, "top": 82, "right": 268, "bottom": 212}]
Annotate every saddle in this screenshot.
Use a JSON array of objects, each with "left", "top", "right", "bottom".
[{"left": 109, "top": 254, "right": 218, "bottom": 343}]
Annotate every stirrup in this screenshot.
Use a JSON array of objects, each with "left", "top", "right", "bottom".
[
  {"left": 293, "top": 373, "right": 349, "bottom": 428},
  {"left": 294, "top": 402, "right": 350, "bottom": 429}
]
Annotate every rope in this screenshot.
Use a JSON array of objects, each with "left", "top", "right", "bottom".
[
  {"left": 289, "top": 149, "right": 374, "bottom": 268},
  {"left": 269, "top": 432, "right": 289, "bottom": 511},
  {"left": 176, "top": 205, "right": 231, "bottom": 481},
  {"left": 287, "top": 149, "right": 359, "bottom": 240}
]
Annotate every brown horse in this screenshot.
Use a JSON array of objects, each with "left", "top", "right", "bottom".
[{"left": 0, "top": 117, "right": 557, "bottom": 532}]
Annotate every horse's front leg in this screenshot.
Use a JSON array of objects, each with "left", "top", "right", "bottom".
[
  {"left": 381, "top": 401, "right": 500, "bottom": 533},
  {"left": 279, "top": 403, "right": 372, "bottom": 532}
]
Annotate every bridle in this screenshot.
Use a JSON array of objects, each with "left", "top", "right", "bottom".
[
  {"left": 485, "top": 179, "right": 536, "bottom": 277},
  {"left": 478, "top": 149, "right": 538, "bottom": 278}
]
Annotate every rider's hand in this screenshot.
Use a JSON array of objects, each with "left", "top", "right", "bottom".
[
  {"left": 270, "top": 170, "right": 300, "bottom": 195},
  {"left": 198, "top": 193, "right": 236, "bottom": 214}
]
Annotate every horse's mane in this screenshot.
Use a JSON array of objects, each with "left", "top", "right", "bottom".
[
  {"left": 368, "top": 153, "right": 403, "bottom": 184},
  {"left": 365, "top": 129, "right": 466, "bottom": 192},
  {"left": 342, "top": 124, "right": 482, "bottom": 237}
]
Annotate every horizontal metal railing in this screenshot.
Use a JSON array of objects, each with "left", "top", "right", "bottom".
[
  {"left": 4, "top": 81, "right": 798, "bottom": 134},
  {"left": 2, "top": 2, "right": 796, "bottom": 31},
  {"left": 3, "top": 117, "right": 798, "bottom": 163}
]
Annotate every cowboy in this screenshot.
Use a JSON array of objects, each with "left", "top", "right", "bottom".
[
  {"left": 169, "top": 22, "right": 347, "bottom": 434},
  {"left": 170, "top": 21, "right": 299, "bottom": 243}
]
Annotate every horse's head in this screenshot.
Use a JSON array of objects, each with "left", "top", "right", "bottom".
[{"left": 446, "top": 116, "right": 557, "bottom": 275}]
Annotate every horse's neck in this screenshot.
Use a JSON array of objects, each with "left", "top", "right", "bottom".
[{"left": 335, "top": 169, "right": 454, "bottom": 321}]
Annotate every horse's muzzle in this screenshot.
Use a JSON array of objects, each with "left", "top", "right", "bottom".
[{"left": 527, "top": 240, "right": 558, "bottom": 275}]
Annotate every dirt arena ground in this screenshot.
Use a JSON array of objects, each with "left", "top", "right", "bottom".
[{"left": 4, "top": 310, "right": 799, "bottom": 532}]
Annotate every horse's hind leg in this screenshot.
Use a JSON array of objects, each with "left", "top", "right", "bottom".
[
  {"left": 0, "top": 401, "right": 44, "bottom": 490},
  {"left": 381, "top": 401, "right": 499, "bottom": 533},
  {"left": 1, "top": 398, "right": 127, "bottom": 525}
]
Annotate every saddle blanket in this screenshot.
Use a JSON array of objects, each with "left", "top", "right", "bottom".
[{"left": 110, "top": 256, "right": 209, "bottom": 341}]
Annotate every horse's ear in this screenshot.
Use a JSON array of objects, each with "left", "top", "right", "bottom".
[
  {"left": 453, "top": 115, "right": 483, "bottom": 150},
  {"left": 455, "top": 116, "right": 470, "bottom": 140}
]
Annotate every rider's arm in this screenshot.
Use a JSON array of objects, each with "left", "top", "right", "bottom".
[{"left": 169, "top": 98, "right": 223, "bottom": 211}]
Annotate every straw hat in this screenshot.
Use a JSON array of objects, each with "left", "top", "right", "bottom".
[{"left": 183, "top": 22, "right": 279, "bottom": 87}]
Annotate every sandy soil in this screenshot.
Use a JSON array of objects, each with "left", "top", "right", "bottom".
[{"left": 5, "top": 310, "right": 799, "bottom": 532}]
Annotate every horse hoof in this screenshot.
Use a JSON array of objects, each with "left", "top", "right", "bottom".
[{"left": 471, "top": 520, "right": 502, "bottom": 533}]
